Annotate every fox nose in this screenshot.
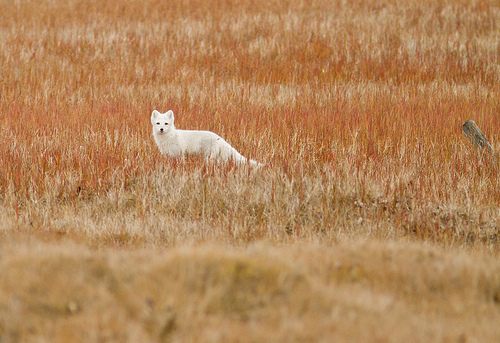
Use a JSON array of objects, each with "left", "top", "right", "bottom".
[{"left": 160, "top": 128, "right": 164, "bottom": 132}]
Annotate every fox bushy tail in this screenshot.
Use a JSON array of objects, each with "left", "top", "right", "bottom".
[{"left": 216, "top": 139, "right": 263, "bottom": 167}]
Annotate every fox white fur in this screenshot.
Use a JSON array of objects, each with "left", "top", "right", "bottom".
[{"left": 151, "top": 109, "right": 262, "bottom": 167}]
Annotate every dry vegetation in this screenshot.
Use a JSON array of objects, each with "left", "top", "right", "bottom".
[{"left": 0, "top": 0, "right": 499, "bottom": 341}]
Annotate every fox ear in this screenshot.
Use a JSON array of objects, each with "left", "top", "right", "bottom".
[
  {"left": 166, "top": 110, "right": 174, "bottom": 121},
  {"left": 151, "top": 110, "right": 160, "bottom": 124}
]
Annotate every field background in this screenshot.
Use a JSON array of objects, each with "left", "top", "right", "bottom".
[{"left": 0, "top": 0, "right": 499, "bottom": 341}]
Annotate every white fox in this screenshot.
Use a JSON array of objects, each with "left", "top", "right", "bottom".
[{"left": 151, "top": 109, "right": 262, "bottom": 167}]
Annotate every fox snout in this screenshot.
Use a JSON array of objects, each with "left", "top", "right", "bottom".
[{"left": 160, "top": 128, "right": 164, "bottom": 133}]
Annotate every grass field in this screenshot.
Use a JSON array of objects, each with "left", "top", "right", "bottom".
[{"left": 0, "top": 0, "right": 499, "bottom": 341}]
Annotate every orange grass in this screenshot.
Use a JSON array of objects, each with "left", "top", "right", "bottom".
[
  {"left": 0, "top": 0, "right": 499, "bottom": 341},
  {"left": 0, "top": 0, "right": 498, "bottom": 246}
]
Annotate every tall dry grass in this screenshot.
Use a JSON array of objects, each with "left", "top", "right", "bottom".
[{"left": 0, "top": 0, "right": 499, "bottom": 341}]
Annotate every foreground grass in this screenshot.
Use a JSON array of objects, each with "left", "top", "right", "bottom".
[
  {"left": 0, "top": 0, "right": 499, "bottom": 341},
  {"left": 1, "top": 240, "right": 499, "bottom": 342}
]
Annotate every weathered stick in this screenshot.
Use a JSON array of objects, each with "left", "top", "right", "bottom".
[{"left": 462, "top": 120, "right": 494, "bottom": 155}]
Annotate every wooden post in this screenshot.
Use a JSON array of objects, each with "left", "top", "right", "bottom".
[{"left": 462, "top": 120, "right": 494, "bottom": 155}]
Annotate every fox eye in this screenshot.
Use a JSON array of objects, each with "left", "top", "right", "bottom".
[
  {"left": 156, "top": 122, "right": 160, "bottom": 125},
  {"left": 165, "top": 123, "right": 168, "bottom": 125}
]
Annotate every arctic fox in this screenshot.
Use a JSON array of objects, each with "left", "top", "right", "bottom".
[{"left": 151, "top": 109, "right": 262, "bottom": 167}]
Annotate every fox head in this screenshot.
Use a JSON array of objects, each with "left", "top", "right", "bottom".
[{"left": 151, "top": 109, "right": 175, "bottom": 135}]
